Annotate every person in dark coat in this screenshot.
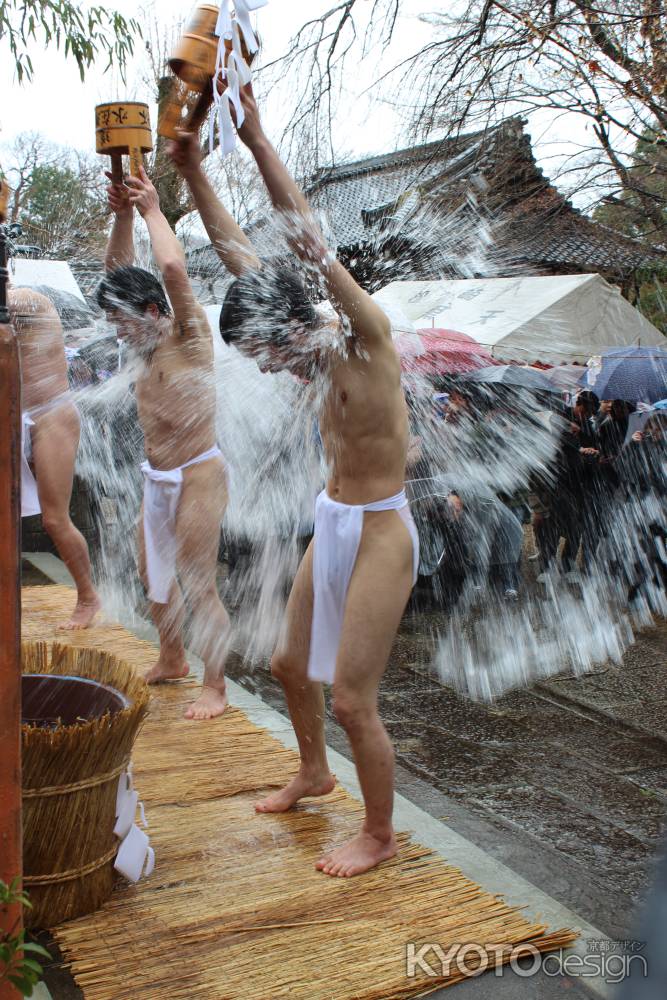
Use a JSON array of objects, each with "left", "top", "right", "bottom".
[
  {"left": 616, "top": 413, "right": 667, "bottom": 600},
  {"left": 560, "top": 390, "right": 603, "bottom": 573}
]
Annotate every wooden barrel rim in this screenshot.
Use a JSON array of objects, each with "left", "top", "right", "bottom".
[
  {"left": 170, "top": 32, "right": 219, "bottom": 59},
  {"left": 95, "top": 101, "right": 151, "bottom": 110}
]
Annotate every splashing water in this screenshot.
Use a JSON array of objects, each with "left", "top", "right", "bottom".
[{"left": 18, "top": 182, "right": 666, "bottom": 702}]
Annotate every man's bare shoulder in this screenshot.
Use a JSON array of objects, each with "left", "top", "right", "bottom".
[
  {"left": 9, "top": 286, "right": 59, "bottom": 318},
  {"left": 8, "top": 287, "right": 62, "bottom": 334}
]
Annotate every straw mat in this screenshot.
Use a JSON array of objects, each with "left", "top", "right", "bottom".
[{"left": 22, "top": 586, "right": 577, "bottom": 998}]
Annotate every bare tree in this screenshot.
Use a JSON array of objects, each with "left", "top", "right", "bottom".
[
  {"left": 1, "top": 131, "right": 54, "bottom": 223},
  {"left": 141, "top": 15, "right": 194, "bottom": 230},
  {"left": 0, "top": 133, "right": 108, "bottom": 258},
  {"left": 270, "top": 1, "right": 667, "bottom": 240}
]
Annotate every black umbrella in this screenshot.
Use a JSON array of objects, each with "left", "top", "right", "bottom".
[
  {"left": 16, "top": 284, "right": 97, "bottom": 330},
  {"left": 462, "top": 364, "right": 557, "bottom": 392}
]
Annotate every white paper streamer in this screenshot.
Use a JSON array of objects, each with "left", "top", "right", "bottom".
[
  {"left": 115, "top": 825, "right": 155, "bottom": 883},
  {"left": 209, "top": 0, "right": 267, "bottom": 158},
  {"left": 113, "top": 787, "right": 138, "bottom": 840},
  {"left": 114, "top": 768, "right": 154, "bottom": 883}
]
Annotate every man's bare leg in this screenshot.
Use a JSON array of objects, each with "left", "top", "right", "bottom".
[
  {"left": 316, "top": 509, "right": 413, "bottom": 877},
  {"left": 256, "top": 541, "right": 336, "bottom": 811},
  {"left": 32, "top": 404, "right": 101, "bottom": 628},
  {"left": 176, "top": 459, "right": 230, "bottom": 720},
  {"left": 137, "top": 514, "right": 189, "bottom": 683},
  {"left": 145, "top": 584, "right": 190, "bottom": 683}
]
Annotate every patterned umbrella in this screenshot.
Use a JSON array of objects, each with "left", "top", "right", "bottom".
[
  {"left": 396, "top": 327, "right": 497, "bottom": 375},
  {"left": 580, "top": 346, "right": 667, "bottom": 403}
]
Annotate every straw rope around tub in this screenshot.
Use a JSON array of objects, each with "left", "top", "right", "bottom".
[
  {"left": 23, "top": 758, "right": 131, "bottom": 798},
  {"left": 23, "top": 585, "right": 578, "bottom": 999},
  {"left": 23, "top": 845, "right": 120, "bottom": 887}
]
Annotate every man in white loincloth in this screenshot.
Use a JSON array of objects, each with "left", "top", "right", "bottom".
[
  {"left": 9, "top": 285, "right": 100, "bottom": 628},
  {"left": 100, "top": 167, "right": 230, "bottom": 720},
  {"left": 170, "top": 91, "right": 419, "bottom": 876}
]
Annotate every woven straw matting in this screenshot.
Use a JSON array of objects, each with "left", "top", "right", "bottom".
[{"left": 23, "top": 586, "right": 577, "bottom": 998}]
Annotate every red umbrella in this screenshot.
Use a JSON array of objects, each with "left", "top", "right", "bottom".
[{"left": 396, "top": 327, "right": 498, "bottom": 375}]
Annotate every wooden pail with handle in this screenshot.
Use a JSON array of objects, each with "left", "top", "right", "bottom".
[
  {"left": 95, "top": 102, "right": 153, "bottom": 183},
  {"left": 158, "top": 12, "right": 257, "bottom": 141},
  {"left": 168, "top": 4, "right": 221, "bottom": 91}
]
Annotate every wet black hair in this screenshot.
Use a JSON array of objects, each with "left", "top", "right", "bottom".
[
  {"left": 96, "top": 266, "right": 171, "bottom": 318},
  {"left": 219, "top": 264, "right": 319, "bottom": 346},
  {"left": 575, "top": 389, "right": 599, "bottom": 413}
]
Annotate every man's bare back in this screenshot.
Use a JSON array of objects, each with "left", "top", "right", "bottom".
[
  {"left": 9, "top": 287, "right": 69, "bottom": 411},
  {"left": 9, "top": 286, "right": 100, "bottom": 628},
  {"left": 135, "top": 305, "right": 217, "bottom": 470}
]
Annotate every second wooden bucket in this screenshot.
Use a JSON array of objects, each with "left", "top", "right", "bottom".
[
  {"left": 95, "top": 102, "right": 153, "bottom": 180},
  {"left": 169, "top": 4, "right": 221, "bottom": 91}
]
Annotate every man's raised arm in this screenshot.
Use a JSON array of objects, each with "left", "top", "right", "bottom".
[
  {"left": 105, "top": 173, "right": 135, "bottom": 272},
  {"left": 125, "top": 168, "right": 196, "bottom": 328},
  {"left": 235, "top": 87, "right": 390, "bottom": 347},
  {"left": 168, "top": 130, "right": 260, "bottom": 278}
]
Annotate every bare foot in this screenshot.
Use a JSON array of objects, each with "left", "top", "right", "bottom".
[
  {"left": 316, "top": 829, "right": 397, "bottom": 877},
  {"left": 255, "top": 769, "right": 336, "bottom": 813},
  {"left": 184, "top": 685, "right": 228, "bottom": 720},
  {"left": 58, "top": 594, "right": 102, "bottom": 631},
  {"left": 144, "top": 653, "right": 189, "bottom": 684}
]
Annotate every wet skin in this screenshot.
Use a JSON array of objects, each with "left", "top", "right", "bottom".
[
  {"left": 10, "top": 287, "right": 100, "bottom": 628},
  {"left": 114, "top": 304, "right": 230, "bottom": 720}
]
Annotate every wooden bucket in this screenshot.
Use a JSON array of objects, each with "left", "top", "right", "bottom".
[
  {"left": 158, "top": 79, "right": 212, "bottom": 142},
  {"left": 0, "top": 178, "right": 9, "bottom": 223},
  {"left": 169, "top": 4, "right": 221, "bottom": 91},
  {"left": 95, "top": 101, "right": 153, "bottom": 181},
  {"left": 159, "top": 21, "right": 257, "bottom": 140},
  {"left": 21, "top": 642, "right": 149, "bottom": 929}
]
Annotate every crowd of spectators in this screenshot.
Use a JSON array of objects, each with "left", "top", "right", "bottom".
[{"left": 406, "top": 381, "right": 667, "bottom": 609}]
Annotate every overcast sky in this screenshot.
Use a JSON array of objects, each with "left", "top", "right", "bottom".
[
  {"left": 1, "top": 0, "right": 595, "bottom": 204},
  {"left": 0, "top": 1, "right": 434, "bottom": 158}
]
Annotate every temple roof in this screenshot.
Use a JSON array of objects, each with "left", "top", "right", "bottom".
[{"left": 187, "top": 118, "right": 663, "bottom": 288}]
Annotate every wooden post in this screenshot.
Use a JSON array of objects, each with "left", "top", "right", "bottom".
[{"left": 0, "top": 224, "right": 22, "bottom": 999}]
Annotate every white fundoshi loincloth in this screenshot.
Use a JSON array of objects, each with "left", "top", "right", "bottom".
[
  {"left": 140, "top": 445, "right": 225, "bottom": 604},
  {"left": 307, "top": 488, "right": 420, "bottom": 685},
  {"left": 21, "top": 412, "right": 41, "bottom": 518}
]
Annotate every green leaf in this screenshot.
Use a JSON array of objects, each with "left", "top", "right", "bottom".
[
  {"left": 20, "top": 958, "right": 44, "bottom": 975},
  {"left": 21, "top": 943, "right": 51, "bottom": 959}
]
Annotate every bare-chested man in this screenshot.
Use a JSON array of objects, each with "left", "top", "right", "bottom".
[
  {"left": 9, "top": 285, "right": 100, "bottom": 627},
  {"left": 171, "top": 92, "right": 419, "bottom": 875},
  {"left": 100, "top": 168, "right": 230, "bottom": 720}
]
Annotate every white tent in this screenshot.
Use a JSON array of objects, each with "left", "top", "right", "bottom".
[
  {"left": 10, "top": 259, "right": 86, "bottom": 301},
  {"left": 374, "top": 273, "right": 665, "bottom": 365}
]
